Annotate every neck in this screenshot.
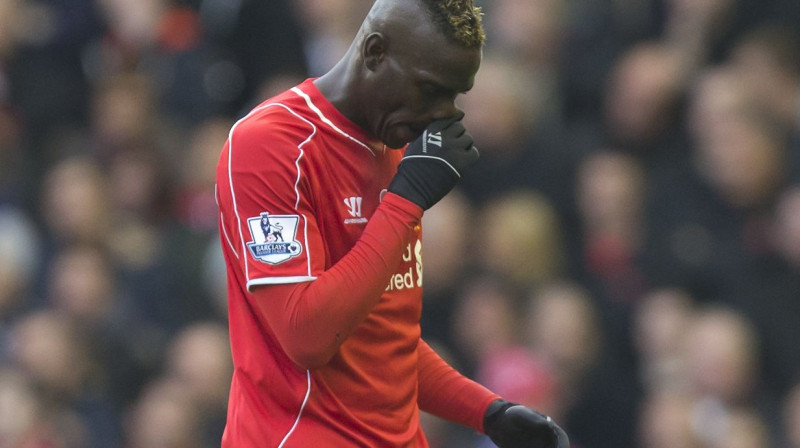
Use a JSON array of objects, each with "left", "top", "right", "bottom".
[{"left": 314, "top": 47, "right": 368, "bottom": 130}]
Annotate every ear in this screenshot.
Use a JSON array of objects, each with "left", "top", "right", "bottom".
[{"left": 363, "top": 32, "right": 386, "bottom": 71}]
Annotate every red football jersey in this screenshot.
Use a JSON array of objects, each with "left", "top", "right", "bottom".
[{"left": 216, "top": 79, "right": 432, "bottom": 447}]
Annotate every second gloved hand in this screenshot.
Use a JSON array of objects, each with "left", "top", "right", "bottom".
[
  {"left": 388, "top": 111, "right": 479, "bottom": 210},
  {"left": 484, "top": 400, "right": 570, "bottom": 448}
]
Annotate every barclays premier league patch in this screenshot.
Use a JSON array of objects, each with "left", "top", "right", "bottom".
[{"left": 246, "top": 212, "right": 302, "bottom": 264}]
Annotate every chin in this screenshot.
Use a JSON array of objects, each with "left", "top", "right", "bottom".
[
  {"left": 380, "top": 132, "right": 407, "bottom": 150},
  {"left": 382, "top": 125, "right": 419, "bottom": 150},
  {"left": 384, "top": 141, "right": 407, "bottom": 150}
]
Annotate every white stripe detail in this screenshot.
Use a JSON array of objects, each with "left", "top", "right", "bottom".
[
  {"left": 293, "top": 150, "right": 305, "bottom": 211},
  {"left": 219, "top": 212, "right": 239, "bottom": 259},
  {"left": 402, "top": 154, "right": 462, "bottom": 177},
  {"left": 216, "top": 184, "right": 238, "bottom": 258},
  {"left": 227, "top": 102, "right": 316, "bottom": 285},
  {"left": 277, "top": 370, "right": 312, "bottom": 448},
  {"left": 302, "top": 213, "right": 312, "bottom": 278},
  {"left": 247, "top": 276, "right": 317, "bottom": 291},
  {"left": 291, "top": 86, "right": 376, "bottom": 157}
]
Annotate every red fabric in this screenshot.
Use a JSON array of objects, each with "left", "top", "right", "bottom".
[
  {"left": 252, "top": 193, "right": 423, "bottom": 368},
  {"left": 417, "top": 340, "right": 500, "bottom": 433},
  {"left": 216, "top": 80, "right": 422, "bottom": 447},
  {"left": 216, "top": 79, "right": 498, "bottom": 447}
]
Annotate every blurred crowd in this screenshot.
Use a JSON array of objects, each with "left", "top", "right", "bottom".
[{"left": 2, "top": 0, "right": 800, "bottom": 447}]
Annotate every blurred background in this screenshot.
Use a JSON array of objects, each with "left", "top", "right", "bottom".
[{"left": 1, "top": 0, "right": 800, "bottom": 447}]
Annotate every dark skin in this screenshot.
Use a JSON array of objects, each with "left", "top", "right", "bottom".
[{"left": 315, "top": 0, "right": 482, "bottom": 149}]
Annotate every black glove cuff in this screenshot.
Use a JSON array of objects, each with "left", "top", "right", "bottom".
[
  {"left": 387, "top": 168, "right": 428, "bottom": 210},
  {"left": 484, "top": 399, "right": 515, "bottom": 436},
  {"left": 388, "top": 159, "right": 460, "bottom": 211}
]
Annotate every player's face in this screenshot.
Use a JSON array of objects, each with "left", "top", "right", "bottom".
[{"left": 366, "top": 37, "right": 482, "bottom": 148}]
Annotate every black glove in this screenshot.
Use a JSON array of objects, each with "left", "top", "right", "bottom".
[
  {"left": 484, "top": 400, "right": 570, "bottom": 448},
  {"left": 388, "top": 111, "right": 478, "bottom": 210}
]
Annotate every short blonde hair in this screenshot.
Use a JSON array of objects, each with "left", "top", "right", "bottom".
[{"left": 423, "top": 0, "right": 486, "bottom": 48}]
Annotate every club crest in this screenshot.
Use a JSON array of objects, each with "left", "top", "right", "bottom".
[{"left": 246, "top": 212, "right": 302, "bottom": 264}]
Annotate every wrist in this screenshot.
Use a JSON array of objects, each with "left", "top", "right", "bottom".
[
  {"left": 388, "top": 158, "right": 461, "bottom": 211},
  {"left": 483, "top": 401, "right": 570, "bottom": 448},
  {"left": 380, "top": 191, "right": 424, "bottom": 221},
  {"left": 387, "top": 170, "right": 429, "bottom": 210},
  {"left": 483, "top": 399, "right": 514, "bottom": 435}
]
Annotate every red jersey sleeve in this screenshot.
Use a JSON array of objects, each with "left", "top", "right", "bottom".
[
  {"left": 250, "top": 193, "right": 423, "bottom": 369},
  {"left": 417, "top": 339, "right": 500, "bottom": 433},
  {"left": 217, "top": 105, "right": 325, "bottom": 290}
]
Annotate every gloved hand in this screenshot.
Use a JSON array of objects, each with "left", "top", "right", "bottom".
[
  {"left": 388, "top": 111, "right": 478, "bottom": 210},
  {"left": 484, "top": 400, "right": 570, "bottom": 448}
]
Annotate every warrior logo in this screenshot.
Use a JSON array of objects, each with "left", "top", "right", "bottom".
[
  {"left": 343, "top": 196, "right": 368, "bottom": 224},
  {"left": 423, "top": 130, "right": 443, "bottom": 153}
]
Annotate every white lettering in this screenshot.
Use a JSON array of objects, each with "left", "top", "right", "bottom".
[
  {"left": 383, "top": 239, "right": 423, "bottom": 291},
  {"left": 385, "top": 267, "right": 418, "bottom": 291},
  {"left": 403, "top": 268, "right": 414, "bottom": 288},
  {"left": 414, "top": 240, "right": 423, "bottom": 287},
  {"left": 393, "top": 271, "right": 404, "bottom": 290},
  {"left": 402, "top": 244, "right": 412, "bottom": 262}
]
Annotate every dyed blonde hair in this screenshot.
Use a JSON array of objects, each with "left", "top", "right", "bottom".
[{"left": 422, "top": 0, "right": 485, "bottom": 48}]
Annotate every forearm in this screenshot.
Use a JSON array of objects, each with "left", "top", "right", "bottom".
[
  {"left": 254, "top": 193, "right": 422, "bottom": 369},
  {"left": 417, "top": 339, "right": 500, "bottom": 432}
]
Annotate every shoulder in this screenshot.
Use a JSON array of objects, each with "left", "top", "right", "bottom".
[
  {"left": 224, "top": 95, "right": 323, "bottom": 181},
  {"left": 231, "top": 99, "right": 318, "bottom": 150}
]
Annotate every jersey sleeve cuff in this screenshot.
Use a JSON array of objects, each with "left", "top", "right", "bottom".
[
  {"left": 381, "top": 192, "right": 424, "bottom": 220},
  {"left": 247, "top": 276, "right": 317, "bottom": 292}
]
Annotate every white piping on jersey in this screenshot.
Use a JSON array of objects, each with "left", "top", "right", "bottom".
[
  {"left": 277, "top": 370, "right": 312, "bottom": 448},
  {"left": 291, "top": 148, "right": 314, "bottom": 280},
  {"left": 216, "top": 184, "right": 240, "bottom": 258},
  {"left": 301, "top": 193, "right": 312, "bottom": 279},
  {"left": 292, "top": 147, "right": 305, "bottom": 216},
  {"left": 227, "top": 102, "right": 317, "bottom": 285},
  {"left": 291, "top": 86, "right": 377, "bottom": 157},
  {"left": 219, "top": 212, "right": 239, "bottom": 259},
  {"left": 246, "top": 276, "right": 316, "bottom": 290}
]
